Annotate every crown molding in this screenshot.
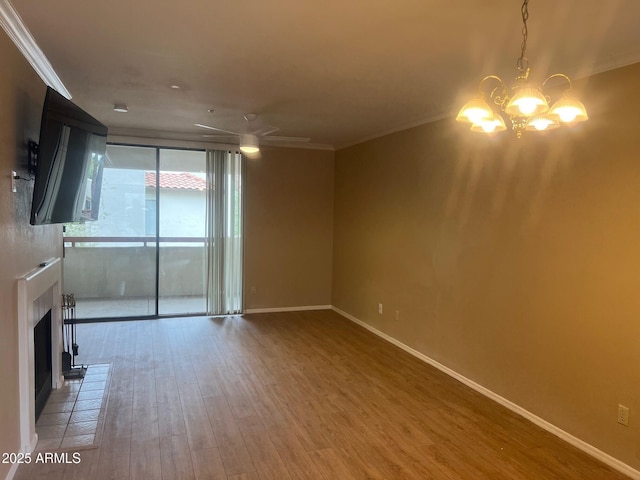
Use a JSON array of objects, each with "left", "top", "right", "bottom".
[
  {"left": 0, "top": 0, "right": 70, "bottom": 98},
  {"left": 335, "top": 111, "right": 450, "bottom": 151},
  {"left": 573, "top": 51, "right": 640, "bottom": 81}
]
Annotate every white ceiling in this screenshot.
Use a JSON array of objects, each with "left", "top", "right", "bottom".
[{"left": 9, "top": 0, "right": 640, "bottom": 150}]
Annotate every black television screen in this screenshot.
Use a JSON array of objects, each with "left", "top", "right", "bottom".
[{"left": 30, "top": 87, "right": 108, "bottom": 225}]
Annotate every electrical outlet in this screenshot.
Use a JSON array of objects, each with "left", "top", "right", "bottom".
[
  {"left": 394, "top": 310, "right": 400, "bottom": 321},
  {"left": 378, "top": 303, "right": 383, "bottom": 315},
  {"left": 618, "top": 404, "right": 630, "bottom": 426},
  {"left": 11, "top": 171, "right": 17, "bottom": 193},
  {"left": 250, "top": 286, "right": 256, "bottom": 295}
]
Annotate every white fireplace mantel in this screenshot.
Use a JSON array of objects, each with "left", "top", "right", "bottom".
[{"left": 16, "top": 257, "right": 63, "bottom": 453}]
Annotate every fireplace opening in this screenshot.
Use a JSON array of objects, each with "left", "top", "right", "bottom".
[{"left": 34, "top": 309, "right": 52, "bottom": 421}]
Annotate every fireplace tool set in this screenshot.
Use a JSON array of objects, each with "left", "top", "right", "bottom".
[{"left": 61, "top": 293, "right": 86, "bottom": 379}]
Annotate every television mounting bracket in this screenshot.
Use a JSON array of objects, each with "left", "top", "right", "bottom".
[{"left": 27, "top": 139, "right": 38, "bottom": 175}]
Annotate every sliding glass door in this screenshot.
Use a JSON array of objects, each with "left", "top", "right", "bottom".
[
  {"left": 157, "top": 149, "right": 207, "bottom": 315},
  {"left": 63, "top": 144, "right": 242, "bottom": 320},
  {"left": 63, "top": 145, "right": 158, "bottom": 318}
]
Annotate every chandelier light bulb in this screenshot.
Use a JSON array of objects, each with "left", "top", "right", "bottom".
[
  {"left": 469, "top": 109, "right": 490, "bottom": 124},
  {"left": 525, "top": 114, "right": 559, "bottom": 132},
  {"left": 456, "top": 98, "right": 492, "bottom": 124},
  {"left": 505, "top": 86, "right": 549, "bottom": 117},
  {"left": 470, "top": 113, "right": 507, "bottom": 133},
  {"left": 482, "top": 121, "right": 498, "bottom": 133},
  {"left": 478, "top": 116, "right": 506, "bottom": 133},
  {"left": 531, "top": 118, "right": 551, "bottom": 131},
  {"left": 558, "top": 108, "right": 578, "bottom": 123},
  {"left": 518, "top": 100, "right": 538, "bottom": 116}
]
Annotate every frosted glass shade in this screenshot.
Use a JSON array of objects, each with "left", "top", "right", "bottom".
[
  {"left": 525, "top": 114, "right": 560, "bottom": 131},
  {"left": 456, "top": 98, "right": 493, "bottom": 124},
  {"left": 505, "top": 86, "right": 549, "bottom": 117},
  {"left": 470, "top": 113, "right": 507, "bottom": 133},
  {"left": 548, "top": 90, "right": 588, "bottom": 123}
]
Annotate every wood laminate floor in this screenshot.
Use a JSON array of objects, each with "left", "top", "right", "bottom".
[{"left": 15, "top": 310, "right": 630, "bottom": 479}]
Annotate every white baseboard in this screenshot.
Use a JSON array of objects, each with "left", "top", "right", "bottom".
[
  {"left": 4, "top": 430, "right": 38, "bottom": 480},
  {"left": 5, "top": 457, "right": 20, "bottom": 480},
  {"left": 244, "top": 305, "right": 331, "bottom": 314},
  {"left": 331, "top": 306, "right": 640, "bottom": 480}
]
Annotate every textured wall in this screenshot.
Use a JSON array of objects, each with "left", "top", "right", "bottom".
[
  {"left": 244, "top": 147, "right": 334, "bottom": 310},
  {"left": 332, "top": 63, "right": 640, "bottom": 469},
  {"left": 0, "top": 32, "right": 62, "bottom": 478}
]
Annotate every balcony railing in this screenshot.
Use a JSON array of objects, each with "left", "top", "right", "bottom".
[
  {"left": 64, "top": 236, "right": 207, "bottom": 247},
  {"left": 62, "top": 236, "right": 208, "bottom": 302}
]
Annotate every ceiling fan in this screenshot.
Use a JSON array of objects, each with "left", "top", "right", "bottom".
[{"left": 194, "top": 113, "right": 310, "bottom": 156}]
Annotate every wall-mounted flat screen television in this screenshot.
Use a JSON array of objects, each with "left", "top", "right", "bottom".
[{"left": 30, "top": 86, "right": 108, "bottom": 225}]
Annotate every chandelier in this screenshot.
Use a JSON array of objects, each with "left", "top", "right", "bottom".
[{"left": 456, "top": 0, "right": 588, "bottom": 138}]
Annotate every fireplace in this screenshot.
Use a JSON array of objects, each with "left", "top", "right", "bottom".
[
  {"left": 17, "top": 258, "right": 63, "bottom": 453},
  {"left": 34, "top": 309, "right": 52, "bottom": 420}
]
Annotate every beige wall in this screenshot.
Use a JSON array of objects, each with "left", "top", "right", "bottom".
[
  {"left": 332, "top": 62, "right": 640, "bottom": 469},
  {"left": 244, "top": 146, "right": 334, "bottom": 310},
  {"left": 0, "top": 33, "right": 62, "bottom": 478}
]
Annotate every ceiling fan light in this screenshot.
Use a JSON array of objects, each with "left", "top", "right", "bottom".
[
  {"left": 548, "top": 91, "right": 588, "bottom": 123},
  {"left": 456, "top": 97, "right": 493, "bottom": 124},
  {"left": 239, "top": 134, "right": 259, "bottom": 154},
  {"left": 505, "top": 86, "right": 549, "bottom": 117}
]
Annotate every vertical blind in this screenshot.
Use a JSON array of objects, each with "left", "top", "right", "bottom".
[{"left": 205, "top": 150, "right": 244, "bottom": 315}]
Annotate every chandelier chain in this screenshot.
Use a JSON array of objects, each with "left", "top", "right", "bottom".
[{"left": 517, "top": 0, "right": 529, "bottom": 72}]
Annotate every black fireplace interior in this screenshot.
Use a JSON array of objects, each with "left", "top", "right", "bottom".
[{"left": 34, "top": 309, "right": 52, "bottom": 420}]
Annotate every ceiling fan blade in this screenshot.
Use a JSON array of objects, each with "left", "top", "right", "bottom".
[
  {"left": 263, "top": 135, "right": 311, "bottom": 143},
  {"left": 196, "top": 115, "right": 310, "bottom": 145},
  {"left": 201, "top": 134, "right": 238, "bottom": 141},
  {"left": 250, "top": 125, "right": 280, "bottom": 137},
  {"left": 194, "top": 123, "right": 239, "bottom": 135}
]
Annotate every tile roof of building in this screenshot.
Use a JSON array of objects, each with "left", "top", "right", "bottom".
[{"left": 145, "top": 171, "right": 206, "bottom": 191}]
